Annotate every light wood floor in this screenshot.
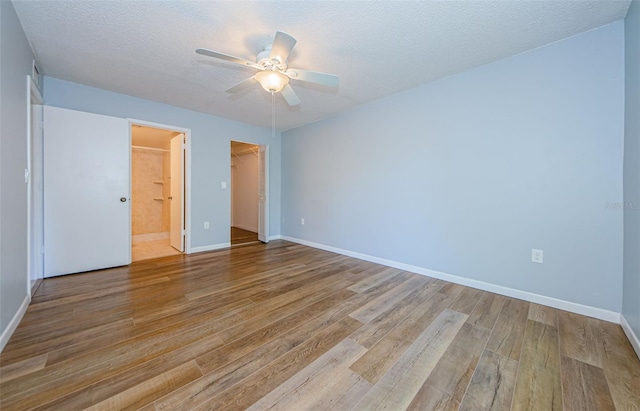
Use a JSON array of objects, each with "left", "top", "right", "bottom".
[
  {"left": 231, "top": 227, "right": 259, "bottom": 245},
  {"left": 1, "top": 240, "right": 638, "bottom": 410}
]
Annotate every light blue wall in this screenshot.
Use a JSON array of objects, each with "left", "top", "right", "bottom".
[
  {"left": 0, "top": 1, "right": 35, "bottom": 340},
  {"left": 623, "top": 1, "right": 640, "bottom": 341},
  {"left": 282, "top": 22, "right": 625, "bottom": 312},
  {"left": 43, "top": 78, "right": 281, "bottom": 249}
]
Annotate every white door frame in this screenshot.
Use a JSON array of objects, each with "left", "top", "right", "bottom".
[
  {"left": 258, "top": 144, "right": 269, "bottom": 243},
  {"left": 26, "top": 75, "right": 43, "bottom": 295},
  {"left": 129, "top": 119, "right": 192, "bottom": 253},
  {"left": 169, "top": 134, "right": 185, "bottom": 252}
]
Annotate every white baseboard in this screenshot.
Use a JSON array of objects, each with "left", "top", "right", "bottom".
[
  {"left": 280, "top": 236, "right": 621, "bottom": 324},
  {"left": 621, "top": 314, "right": 640, "bottom": 360},
  {"left": 269, "top": 235, "right": 282, "bottom": 241},
  {"left": 0, "top": 294, "right": 31, "bottom": 353},
  {"left": 189, "top": 242, "right": 231, "bottom": 254}
]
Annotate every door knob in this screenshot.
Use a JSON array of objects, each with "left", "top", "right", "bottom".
[
  {"left": 120, "top": 197, "right": 127, "bottom": 202},
  {"left": 168, "top": 196, "right": 173, "bottom": 200}
]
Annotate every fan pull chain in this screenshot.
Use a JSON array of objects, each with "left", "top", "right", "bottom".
[{"left": 271, "top": 91, "right": 276, "bottom": 139}]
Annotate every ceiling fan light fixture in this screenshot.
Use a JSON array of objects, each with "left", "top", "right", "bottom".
[
  {"left": 197, "top": 30, "right": 337, "bottom": 106},
  {"left": 255, "top": 70, "right": 289, "bottom": 93}
]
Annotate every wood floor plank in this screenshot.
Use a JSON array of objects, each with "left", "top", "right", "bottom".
[
  {"left": 27, "top": 276, "right": 171, "bottom": 311},
  {"left": 437, "top": 282, "right": 465, "bottom": 298},
  {"left": 246, "top": 261, "right": 354, "bottom": 305},
  {"left": 83, "top": 361, "right": 202, "bottom": 411},
  {"left": 528, "top": 303, "right": 558, "bottom": 327},
  {"left": 238, "top": 263, "right": 363, "bottom": 317},
  {"left": 297, "top": 367, "right": 373, "bottom": 411},
  {"left": 406, "top": 383, "right": 460, "bottom": 411},
  {"left": 44, "top": 298, "right": 253, "bottom": 366},
  {"left": 0, "top": 318, "right": 135, "bottom": 366},
  {"left": 448, "top": 286, "right": 483, "bottom": 315},
  {"left": 349, "top": 278, "right": 443, "bottom": 348},
  {"left": 0, "top": 312, "right": 231, "bottom": 409},
  {"left": 219, "top": 277, "right": 357, "bottom": 344},
  {"left": 0, "top": 353, "right": 48, "bottom": 383},
  {"left": 558, "top": 310, "right": 603, "bottom": 367},
  {"left": 245, "top": 338, "right": 367, "bottom": 410},
  {"left": 349, "top": 275, "right": 429, "bottom": 324},
  {"left": 192, "top": 317, "right": 363, "bottom": 411},
  {"left": 30, "top": 332, "right": 223, "bottom": 410},
  {"left": 347, "top": 267, "right": 403, "bottom": 293},
  {"left": 194, "top": 288, "right": 356, "bottom": 374},
  {"left": 417, "top": 322, "right": 491, "bottom": 403},
  {"left": 486, "top": 297, "right": 529, "bottom": 361},
  {"left": 349, "top": 292, "right": 453, "bottom": 384},
  {"left": 458, "top": 350, "right": 519, "bottom": 411},
  {"left": 560, "top": 355, "right": 615, "bottom": 411},
  {"left": 512, "top": 320, "right": 563, "bottom": 411},
  {"left": 353, "top": 308, "right": 467, "bottom": 410},
  {"left": 467, "top": 291, "right": 507, "bottom": 330},
  {"left": 231, "top": 227, "right": 259, "bottom": 245}
]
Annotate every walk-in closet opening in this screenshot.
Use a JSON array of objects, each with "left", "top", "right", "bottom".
[{"left": 230, "top": 141, "right": 261, "bottom": 245}]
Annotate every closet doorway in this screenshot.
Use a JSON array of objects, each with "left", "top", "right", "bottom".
[
  {"left": 230, "top": 141, "right": 261, "bottom": 245},
  {"left": 131, "top": 124, "right": 185, "bottom": 261}
]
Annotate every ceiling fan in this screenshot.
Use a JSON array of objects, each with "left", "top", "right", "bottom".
[{"left": 196, "top": 31, "right": 339, "bottom": 106}]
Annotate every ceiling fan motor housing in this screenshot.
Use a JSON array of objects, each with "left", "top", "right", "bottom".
[{"left": 257, "top": 45, "right": 286, "bottom": 70}]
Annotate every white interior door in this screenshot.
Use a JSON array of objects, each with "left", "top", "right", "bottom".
[
  {"left": 170, "top": 134, "right": 184, "bottom": 251},
  {"left": 258, "top": 144, "right": 269, "bottom": 243},
  {"left": 43, "top": 106, "right": 130, "bottom": 277}
]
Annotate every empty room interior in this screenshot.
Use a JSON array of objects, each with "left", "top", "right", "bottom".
[{"left": 1, "top": 1, "right": 639, "bottom": 410}]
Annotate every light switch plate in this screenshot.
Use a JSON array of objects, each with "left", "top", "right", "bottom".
[
  {"left": 221, "top": 181, "right": 227, "bottom": 189},
  {"left": 532, "top": 249, "right": 543, "bottom": 264}
]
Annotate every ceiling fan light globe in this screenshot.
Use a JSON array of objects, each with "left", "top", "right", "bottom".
[{"left": 255, "top": 70, "right": 289, "bottom": 93}]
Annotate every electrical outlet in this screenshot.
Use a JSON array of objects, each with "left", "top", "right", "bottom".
[
  {"left": 204, "top": 221, "right": 210, "bottom": 229},
  {"left": 300, "top": 218, "right": 305, "bottom": 225},
  {"left": 532, "top": 249, "right": 543, "bottom": 264}
]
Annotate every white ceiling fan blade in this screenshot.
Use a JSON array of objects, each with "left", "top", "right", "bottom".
[
  {"left": 226, "top": 76, "right": 257, "bottom": 93},
  {"left": 269, "top": 31, "right": 296, "bottom": 64},
  {"left": 196, "top": 48, "right": 263, "bottom": 70},
  {"left": 281, "top": 84, "right": 300, "bottom": 106},
  {"left": 285, "top": 69, "right": 339, "bottom": 88}
]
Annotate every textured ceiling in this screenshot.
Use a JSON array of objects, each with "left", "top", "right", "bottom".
[{"left": 12, "top": 1, "right": 630, "bottom": 131}]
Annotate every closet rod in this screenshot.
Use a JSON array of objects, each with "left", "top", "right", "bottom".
[
  {"left": 232, "top": 148, "right": 259, "bottom": 157},
  {"left": 132, "top": 145, "right": 170, "bottom": 152}
]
